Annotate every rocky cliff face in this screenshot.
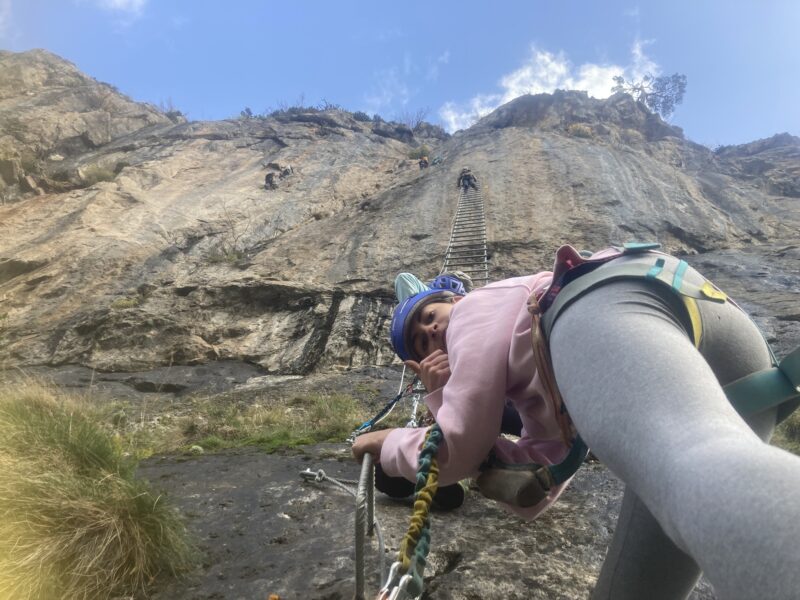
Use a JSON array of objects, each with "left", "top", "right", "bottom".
[
  {"left": 1, "top": 49, "right": 798, "bottom": 600},
  {"left": 1, "top": 49, "right": 798, "bottom": 381}
]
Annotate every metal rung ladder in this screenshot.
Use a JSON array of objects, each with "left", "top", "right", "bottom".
[{"left": 441, "top": 181, "right": 489, "bottom": 286}]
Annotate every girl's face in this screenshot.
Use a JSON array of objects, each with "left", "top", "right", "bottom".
[{"left": 409, "top": 298, "right": 462, "bottom": 360}]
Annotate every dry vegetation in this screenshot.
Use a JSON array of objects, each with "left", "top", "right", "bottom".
[
  {"left": 773, "top": 410, "right": 800, "bottom": 456},
  {"left": 81, "top": 164, "right": 117, "bottom": 186},
  {"left": 176, "top": 392, "right": 363, "bottom": 453},
  {"left": 567, "top": 123, "right": 594, "bottom": 138},
  {"left": 0, "top": 383, "right": 195, "bottom": 600}
]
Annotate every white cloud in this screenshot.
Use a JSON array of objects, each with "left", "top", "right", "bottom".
[
  {"left": 364, "top": 67, "right": 411, "bottom": 113},
  {"left": 426, "top": 50, "right": 450, "bottom": 82},
  {"left": 440, "top": 93, "right": 502, "bottom": 132},
  {"left": 629, "top": 37, "right": 658, "bottom": 80},
  {"left": 94, "top": 0, "right": 147, "bottom": 13},
  {"left": 438, "top": 41, "right": 660, "bottom": 132},
  {"left": 0, "top": 0, "right": 13, "bottom": 41}
]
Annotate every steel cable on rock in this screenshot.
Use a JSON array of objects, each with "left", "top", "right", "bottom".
[{"left": 299, "top": 454, "right": 386, "bottom": 598}]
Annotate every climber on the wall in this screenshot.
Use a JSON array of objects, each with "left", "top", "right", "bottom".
[{"left": 457, "top": 167, "right": 478, "bottom": 191}]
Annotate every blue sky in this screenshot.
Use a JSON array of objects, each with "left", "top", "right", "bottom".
[{"left": 2, "top": 0, "right": 798, "bottom": 147}]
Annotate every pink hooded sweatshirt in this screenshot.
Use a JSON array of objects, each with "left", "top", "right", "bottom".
[{"left": 380, "top": 271, "right": 573, "bottom": 520}]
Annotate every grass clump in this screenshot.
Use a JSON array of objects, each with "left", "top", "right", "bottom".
[
  {"left": 81, "top": 165, "right": 117, "bottom": 186},
  {"left": 181, "top": 393, "right": 362, "bottom": 453},
  {"left": 352, "top": 110, "right": 372, "bottom": 122},
  {"left": 567, "top": 123, "right": 593, "bottom": 138},
  {"left": 773, "top": 409, "right": 800, "bottom": 456},
  {"left": 0, "top": 383, "right": 195, "bottom": 600},
  {"left": 620, "top": 128, "right": 645, "bottom": 144},
  {"left": 110, "top": 296, "right": 141, "bottom": 310},
  {"left": 408, "top": 144, "right": 431, "bottom": 160}
]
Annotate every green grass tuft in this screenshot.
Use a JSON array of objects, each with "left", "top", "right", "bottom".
[
  {"left": 110, "top": 296, "right": 142, "bottom": 310},
  {"left": 179, "top": 393, "right": 362, "bottom": 453},
  {"left": 773, "top": 409, "right": 800, "bottom": 456},
  {"left": 0, "top": 383, "right": 196, "bottom": 599},
  {"left": 82, "top": 165, "right": 117, "bottom": 186},
  {"left": 408, "top": 145, "right": 430, "bottom": 160}
]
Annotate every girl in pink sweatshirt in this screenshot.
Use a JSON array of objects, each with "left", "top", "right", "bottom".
[{"left": 352, "top": 245, "right": 800, "bottom": 600}]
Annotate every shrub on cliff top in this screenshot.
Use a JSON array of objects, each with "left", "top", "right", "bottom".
[
  {"left": 567, "top": 123, "right": 593, "bottom": 138},
  {"left": 408, "top": 145, "right": 431, "bottom": 160}
]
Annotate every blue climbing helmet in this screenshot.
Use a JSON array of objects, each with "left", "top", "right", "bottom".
[
  {"left": 430, "top": 273, "right": 467, "bottom": 295},
  {"left": 390, "top": 288, "right": 457, "bottom": 362}
]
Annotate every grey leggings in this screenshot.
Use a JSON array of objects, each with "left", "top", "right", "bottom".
[{"left": 549, "top": 255, "right": 800, "bottom": 600}]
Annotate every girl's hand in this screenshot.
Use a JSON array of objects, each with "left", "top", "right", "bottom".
[
  {"left": 405, "top": 349, "right": 451, "bottom": 391},
  {"left": 351, "top": 428, "right": 393, "bottom": 463}
]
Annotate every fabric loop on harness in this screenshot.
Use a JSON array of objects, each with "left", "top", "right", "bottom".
[
  {"left": 527, "top": 291, "right": 574, "bottom": 447},
  {"left": 724, "top": 345, "right": 800, "bottom": 423}
]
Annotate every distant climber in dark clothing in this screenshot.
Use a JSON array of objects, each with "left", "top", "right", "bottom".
[
  {"left": 264, "top": 172, "right": 278, "bottom": 190},
  {"left": 419, "top": 156, "right": 429, "bottom": 170},
  {"left": 457, "top": 167, "right": 478, "bottom": 190}
]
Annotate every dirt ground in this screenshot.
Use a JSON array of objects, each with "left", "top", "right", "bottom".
[
  {"left": 140, "top": 444, "right": 369, "bottom": 600},
  {"left": 137, "top": 444, "right": 718, "bottom": 600}
]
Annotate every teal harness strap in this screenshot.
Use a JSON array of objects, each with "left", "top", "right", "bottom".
[
  {"left": 548, "top": 435, "right": 589, "bottom": 485},
  {"left": 725, "top": 346, "right": 800, "bottom": 422},
  {"left": 671, "top": 259, "right": 689, "bottom": 293}
]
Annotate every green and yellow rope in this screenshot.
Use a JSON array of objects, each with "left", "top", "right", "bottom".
[{"left": 395, "top": 424, "right": 442, "bottom": 597}]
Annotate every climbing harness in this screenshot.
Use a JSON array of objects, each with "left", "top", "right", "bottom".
[
  {"left": 538, "top": 242, "right": 800, "bottom": 422},
  {"left": 477, "top": 242, "right": 800, "bottom": 507},
  {"left": 378, "top": 425, "right": 442, "bottom": 600}
]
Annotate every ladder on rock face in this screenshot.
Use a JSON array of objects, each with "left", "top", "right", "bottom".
[
  {"left": 333, "top": 174, "right": 493, "bottom": 600},
  {"left": 441, "top": 182, "right": 489, "bottom": 286}
]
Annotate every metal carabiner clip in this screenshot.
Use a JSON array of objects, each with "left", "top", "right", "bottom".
[
  {"left": 299, "top": 468, "right": 325, "bottom": 483},
  {"left": 378, "top": 561, "right": 403, "bottom": 597}
]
